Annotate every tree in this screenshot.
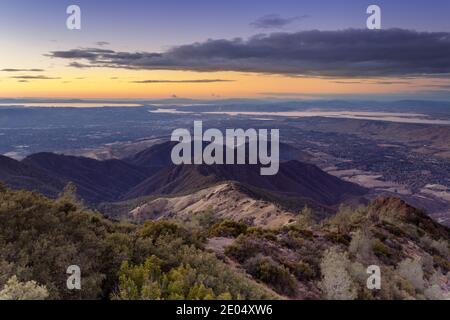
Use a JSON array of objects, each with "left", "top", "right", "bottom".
[
  {"left": 319, "top": 247, "right": 357, "bottom": 300},
  {"left": 118, "top": 256, "right": 162, "bottom": 300},
  {"left": 296, "top": 205, "right": 315, "bottom": 229},
  {"left": 0, "top": 181, "right": 6, "bottom": 192},
  {"left": 0, "top": 276, "right": 49, "bottom": 300},
  {"left": 117, "top": 256, "right": 231, "bottom": 300},
  {"left": 58, "top": 182, "right": 83, "bottom": 206},
  {"left": 349, "top": 229, "right": 373, "bottom": 262}
]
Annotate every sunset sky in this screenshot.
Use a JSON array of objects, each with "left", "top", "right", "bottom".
[{"left": 1, "top": 0, "right": 450, "bottom": 99}]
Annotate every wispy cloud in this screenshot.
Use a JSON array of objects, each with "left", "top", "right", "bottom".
[
  {"left": 132, "top": 79, "right": 234, "bottom": 83},
  {"left": 95, "top": 41, "right": 110, "bottom": 46},
  {"left": 250, "top": 14, "right": 309, "bottom": 29},
  {"left": 48, "top": 29, "right": 450, "bottom": 78},
  {"left": 371, "top": 81, "right": 411, "bottom": 85},
  {"left": 10, "top": 75, "right": 60, "bottom": 80},
  {"left": 2, "top": 68, "right": 45, "bottom": 72},
  {"left": 332, "top": 81, "right": 363, "bottom": 84},
  {"left": 423, "top": 84, "right": 450, "bottom": 89}
]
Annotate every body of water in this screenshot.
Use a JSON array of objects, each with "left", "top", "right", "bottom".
[{"left": 149, "top": 108, "right": 450, "bottom": 125}]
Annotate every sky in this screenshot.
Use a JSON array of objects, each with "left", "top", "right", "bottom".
[{"left": 1, "top": 0, "right": 450, "bottom": 99}]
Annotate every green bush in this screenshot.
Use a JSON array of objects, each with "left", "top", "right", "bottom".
[
  {"left": 372, "top": 240, "right": 392, "bottom": 259},
  {"left": 244, "top": 254, "right": 297, "bottom": 297},
  {"left": 325, "top": 232, "right": 351, "bottom": 246},
  {"left": 290, "top": 261, "right": 316, "bottom": 281},
  {"left": 224, "top": 234, "right": 278, "bottom": 263},
  {"left": 209, "top": 220, "right": 248, "bottom": 238}
]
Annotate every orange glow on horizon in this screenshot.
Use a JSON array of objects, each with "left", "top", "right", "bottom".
[{"left": 0, "top": 67, "right": 437, "bottom": 99}]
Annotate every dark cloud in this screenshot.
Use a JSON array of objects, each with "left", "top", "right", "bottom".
[
  {"left": 424, "top": 84, "right": 450, "bottom": 89},
  {"left": 332, "top": 81, "right": 363, "bottom": 84},
  {"left": 132, "top": 79, "right": 234, "bottom": 83},
  {"left": 2, "top": 68, "right": 45, "bottom": 72},
  {"left": 10, "top": 75, "right": 60, "bottom": 80},
  {"left": 49, "top": 48, "right": 115, "bottom": 59},
  {"left": 68, "top": 62, "right": 93, "bottom": 68},
  {"left": 95, "top": 41, "right": 110, "bottom": 46},
  {"left": 250, "top": 14, "right": 308, "bottom": 29},
  {"left": 48, "top": 29, "right": 450, "bottom": 78},
  {"left": 371, "top": 81, "right": 410, "bottom": 85}
]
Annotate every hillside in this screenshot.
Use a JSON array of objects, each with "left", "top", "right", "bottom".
[
  {"left": 1, "top": 140, "right": 363, "bottom": 209},
  {"left": 22, "top": 153, "right": 154, "bottom": 203},
  {"left": 126, "top": 182, "right": 301, "bottom": 228},
  {"left": 0, "top": 185, "right": 276, "bottom": 300},
  {"left": 0, "top": 185, "right": 448, "bottom": 300},
  {"left": 205, "top": 197, "right": 450, "bottom": 299},
  {"left": 124, "top": 140, "right": 311, "bottom": 167},
  {"left": 0, "top": 155, "right": 64, "bottom": 197},
  {"left": 123, "top": 160, "right": 367, "bottom": 206}
]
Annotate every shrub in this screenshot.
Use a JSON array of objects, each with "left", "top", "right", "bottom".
[
  {"left": 326, "top": 206, "right": 363, "bottom": 233},
  {"left": 190, "top": 208, "right": 219, "bottom": 229},
  {"left": 209, "top": 220, "right": 248, "bottom": 238},
  {"left": 117, "top": 249, "right": 275, "bottom": 300},
  {"left": 433, "top": 255, "right": 450, "bottom": 273},
  {"left": 290, "top": 261, "right": 316, "bottom": 281},
  {"left": 349, "top": 229, "right": 374, "bottom": 262},
  {"left": 372, "top": 240, "right": 392, "bottom": 259},
  {"left": 0, "top": 276, "right": 48, "bottom": 300},
  {"left": 397, "top": 258, "right": 425, "bottom": 292},
  {"left": 424, "top": 271, "right": 444, "bottom": 300},
  {"left": 244, "top": 254, "right": 297, "bottom": 297},
  {"left": 296, "top": 205, "right": 315, "bottom": 229},
  {"left": 319, "top": 247, "right": 357, "bottom": 300},
  {"left": 325, "top": 232, "right": 351, "bottom": 246},
  {"left": 224, "top": 234, "right": 277, "bottom": 263},
  {"left": 246, "top": 227, "right": 277, "bottom": 241},
  {"left": 139, "top": 220, "right": 196, "bottom": 244},
  {"left": 421, "top": 236, "right": 450, "bottom": 259}
]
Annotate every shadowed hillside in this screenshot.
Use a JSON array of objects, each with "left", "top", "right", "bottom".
[{"left": 123, "top": 160, "right": 367, "bottom": 206}]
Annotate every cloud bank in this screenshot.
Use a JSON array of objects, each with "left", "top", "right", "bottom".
[{"left": 49, "top": 29, "right": 450, "bottom": 78}]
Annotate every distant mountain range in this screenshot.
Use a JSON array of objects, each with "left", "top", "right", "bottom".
[{"left": 0, "top": 141, "right": 367, "bottom": 215}]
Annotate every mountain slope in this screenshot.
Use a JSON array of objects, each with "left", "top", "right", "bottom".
[
  {"left": 124, "top": 141, "right": 177, "bottom": 168},
  {"left": 0, "top": 155, "right": 64, "bottom": 196},
  {"left": 124, "top": 140, "right": 311, "bottom": 168},
  {"left": 123, "top": 160, "right": 367, "bottom": 206},
  {"left": 125, "top": 182, "right": 299, "bottom": 228},
  {"left": 22, "top": 153, "right": 153, "bottom": 203}
]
